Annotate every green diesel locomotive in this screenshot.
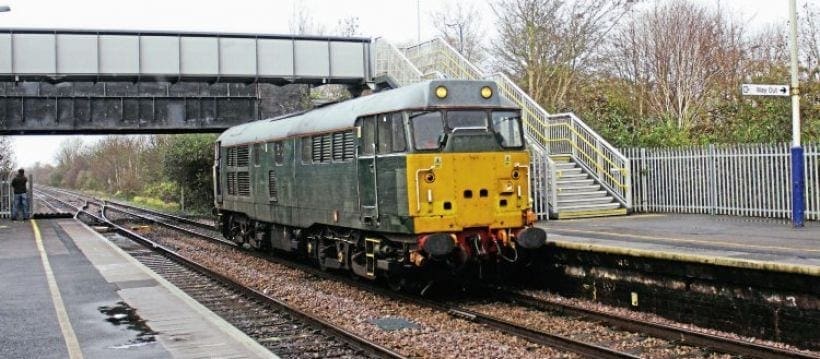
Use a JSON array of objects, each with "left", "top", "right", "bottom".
[{"left": 214, "top": 80, "right": 546, "bottom": 284}]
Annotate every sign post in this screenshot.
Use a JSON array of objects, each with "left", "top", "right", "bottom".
[
  {"left": 739, "top": 1, "right": 803, "bottom": 228},
  {"left": 788, "top": 0, "right": 805, "bottom": 228},
  {"left": 740, "top": 84, "right": 789, "bottom": 97}
]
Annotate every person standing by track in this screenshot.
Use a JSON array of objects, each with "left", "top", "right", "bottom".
[{"left": 11, "top": 168, "right": 29, "bottom": 221}]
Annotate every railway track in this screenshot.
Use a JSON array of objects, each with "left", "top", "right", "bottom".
[
  {"left": 38, "top": 188, "right": 820, "bottom": 358},
  {"left": 35, "top": 189, "right": 405, "bottom": 359}
]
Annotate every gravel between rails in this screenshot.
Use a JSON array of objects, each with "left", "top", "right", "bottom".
[
  {"left": 461, "top": 301, "right": 729, "bottom": 358},
  {"left": 105, "top": 231, "right": 376, "bottom": 359},
  {"left": 517, "top": 289, "right": 820, "bottom": 357},
  {"left": 46, "top": 187, "right": 818, "bottom": 358},
  {"left": 108, "top": 216, "right": 574, "bottom": 359}
]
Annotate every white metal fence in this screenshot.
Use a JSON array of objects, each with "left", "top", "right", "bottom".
[
  {"left": 624, "top": 143, "right": 820, "bottom": 221},
  {"left": 0, "top": 179, "right": 10, "bottom": 218}
]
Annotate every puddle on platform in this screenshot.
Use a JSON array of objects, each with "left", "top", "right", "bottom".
[{"left": 98, "top": 301, "right": 159, "bottom": 349}]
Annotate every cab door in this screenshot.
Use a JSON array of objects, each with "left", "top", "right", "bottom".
[
  {"left": 356, "top": 116, "right": 379, "bottom": 226},
  {"left": 213, "top": 142, "right": 222, "bottom": 205}
]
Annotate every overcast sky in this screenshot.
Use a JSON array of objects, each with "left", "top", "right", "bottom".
[{"left": 0, "top": 0, "right": 810, "bottom": 168}]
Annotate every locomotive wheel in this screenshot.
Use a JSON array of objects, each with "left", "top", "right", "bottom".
[
  {"left": 239, "top": 221, "right": 255, "bottom": 248},
  {"left": 226, "top": 216, "right": 242, "bottom": 243},
  {"left": 316, "top": 238, "right": 339, "bottom": 271}
]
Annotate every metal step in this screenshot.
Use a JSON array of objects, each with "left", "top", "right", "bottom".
[
  {"left": 556, "top": 168, "right": 583, "bottom": 176},
  {"left": 557, "top": 202, "right": 622, "bottom": 212},
  {"left": 557, "top": 184, "right": 602, "bottom": 193},
  {"left": 557, "top": 179, "right": 595, "bottom": 186},
  {"left": 557, "top": 190, "right": 608, "bottom": 199},
  {"left": 550, "top": 155, "right": 573, "bottom": 163},
  {"left": 554, "top": 163, "right": 578, "bottom": 170},
  {"left": 557, "top": 172, "right": 588, "bottom": 180},
  {"left": 557, "top": 207, "right": 628, "bottom": 219},
  {"left": 558, "top": 197, "right": 615, "bottom": 206}
]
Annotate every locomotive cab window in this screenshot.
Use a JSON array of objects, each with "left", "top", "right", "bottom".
[
  {"left": 272, "top": 141, "right": 284, "bottom": 165},
  {"left": 446, "top": 110, "right": 488, "bottom": 130},
  {"left": 492, "top": 111, "right": 525, "bottom": 148},
  {"left": 411, "top": 111, "right": 444, "bottom": 150},
  {"left": 253, "top": 143, "right": 263, "bottom": 166},
  {"left": 377, "top": 112, "right": 407, "bottom": 154},
  {"left": 358, "top": 116, "right": 376, "bottom": 156}
]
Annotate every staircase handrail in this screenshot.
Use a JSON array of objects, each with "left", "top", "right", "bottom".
[
  {"left": 373, "top": 38, "right": 425, "bottom": 87},
  {"left": 489, "top": 72, "right": 551, "bottom": 148},
  {"left": 547, "top": 113, "right": 631, "bottom": 207},
  {"left": 550, "top": 112, "right": 629, "bottom": 165},
  {"left": 402, "top": 37, "right": 484, "bottom": 80}
]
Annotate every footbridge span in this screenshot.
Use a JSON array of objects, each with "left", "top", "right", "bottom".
[{"left": 0, "top": 28, "right": 373, "bottom": 134}]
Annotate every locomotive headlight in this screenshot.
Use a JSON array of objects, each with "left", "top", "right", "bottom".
[
  {"left": 480, "top": 86, "right": 493, "bottom": 99},
  {"left": 435, "top": 85, "right": 448, "bottom": 99}
]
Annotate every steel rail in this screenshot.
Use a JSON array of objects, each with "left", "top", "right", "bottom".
[
  {"left": 104, "top": 203, "right": 641, "bottom": 359},
  {"left": 34, "top": 189, "right": 102, "bottom": 222},
  {"left": 496, "top": 290, "right": 819, "bottom": 359},
  {"left": 98, "top": 204, "right": 405, "bottom": 359},
  {"left": 43, "top": 187, "right": 818, "bottom": 358},
  {"left": 103, "top": 199, "right": 216, "bottom": 230}
]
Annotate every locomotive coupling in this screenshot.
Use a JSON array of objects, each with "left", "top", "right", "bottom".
[
  {"left": 419, "top": 233, "right": 457, "bottom": 257},
  {"left": 514, "top": 227, "right": 547, "bottom": 249}
]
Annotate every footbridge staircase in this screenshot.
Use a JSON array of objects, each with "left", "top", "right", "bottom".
[{"left": 374, "top": 38, "right": 631, "bottom": 219}]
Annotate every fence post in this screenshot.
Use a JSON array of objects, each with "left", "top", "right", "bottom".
[
  {"left": 28, "top": 174, "right": 34, "bottom": 218},
  {"left": 640, "top": 148, "right": 648, "bottom": 213},
  {"left": 708, "top": 144, "right": 717, "bottom": 215}
]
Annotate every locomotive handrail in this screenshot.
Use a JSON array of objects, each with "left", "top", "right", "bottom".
[{"left": 414, "top": 166, "right": 436, "bottom": 213}]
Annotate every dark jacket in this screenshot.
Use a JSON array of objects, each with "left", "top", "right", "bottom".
[{"left": 11, "top": 174, "right": 27, "bottom": 194}]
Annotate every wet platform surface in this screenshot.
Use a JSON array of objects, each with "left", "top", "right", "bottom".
[
  {"left": 0, "top": 218, "right": 276, "bottom": 359},
  {"left": 538, "top": 214, "right": 820, "bottom": 274}
]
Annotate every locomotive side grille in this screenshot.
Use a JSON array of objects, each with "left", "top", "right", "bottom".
[
  {"left": 226, "top": 172, "right": 237, "bottom": 195},
  {"left": 343, "top": 131, "right": 356, "bottom": 160},
  {"left": 236, "top": 145, "right": 250, "bottom": 167},
  {"left": 312, "top": 135, "right": 323, "bottom": 162},
  {"left": 332, "top": 132, "right": 345, "bottom": 161},
  {"left": 237, "top": 171, "right": 250, "bottom": 196},
  {"left": 321, "top": 134, "right": 333, "bottom": 162},
  {"left": 227, "top": 147, "right": 237, "bottom": 166},
  {"left": 268, "top": 171, "right": 278, "bottom": 201}
]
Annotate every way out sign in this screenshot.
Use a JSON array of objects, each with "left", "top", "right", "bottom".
[{"left": 741, "top": 84, "right": 790, "bottom": 97}]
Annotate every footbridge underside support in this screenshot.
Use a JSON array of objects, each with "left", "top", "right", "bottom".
[{"left": 0, "top": 29, "right": 373, "bottom": 134}]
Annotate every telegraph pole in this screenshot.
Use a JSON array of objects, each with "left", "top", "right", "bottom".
[{"left": 789, "top": 0, "right": 805, "bottom": 227}]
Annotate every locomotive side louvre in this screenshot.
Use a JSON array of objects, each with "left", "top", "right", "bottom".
[{"left": 215, "top": 80, "right": 547, "bottom": 283}]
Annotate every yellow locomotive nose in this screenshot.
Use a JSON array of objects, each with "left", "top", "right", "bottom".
[{"left": 407, "top": 152, "right": 530, "bottom": 233}]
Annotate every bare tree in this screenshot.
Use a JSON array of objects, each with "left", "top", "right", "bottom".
[
  {"left": 801, "top": 2, "right": 820, "bottom": 82},
  {"left": 0, "top": 137, "right": 16, "bottom": 180},
  {"left": 608, "top": 1, "right": 745, "bottom": 128},
  {"left": 430, "top": 1, "right": 487, "bottom": 63},
  {"left": 288, "top": 2, "right": 326, "bottom": 35},
  {"left": 334, "top": 16, "right": 360, "bottom": 37},
  {"left": 492, "top": 0, "right": 632, "bottom": 110}
]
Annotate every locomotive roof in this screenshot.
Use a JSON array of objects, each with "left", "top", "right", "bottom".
[{"left": 218, "top": 80, "right": 509, "bottom": 146}]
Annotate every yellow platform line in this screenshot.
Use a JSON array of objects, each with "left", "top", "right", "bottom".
[{"left": 32, "top": 220, "right": 84, "bottom": 359}]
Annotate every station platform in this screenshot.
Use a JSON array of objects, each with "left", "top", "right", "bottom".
[
  {"left": 0, "top": 218, "right": 276, "bottom": 359},
  {"left": 538, "top": 214, "right": 820, "bottom": 276}
]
